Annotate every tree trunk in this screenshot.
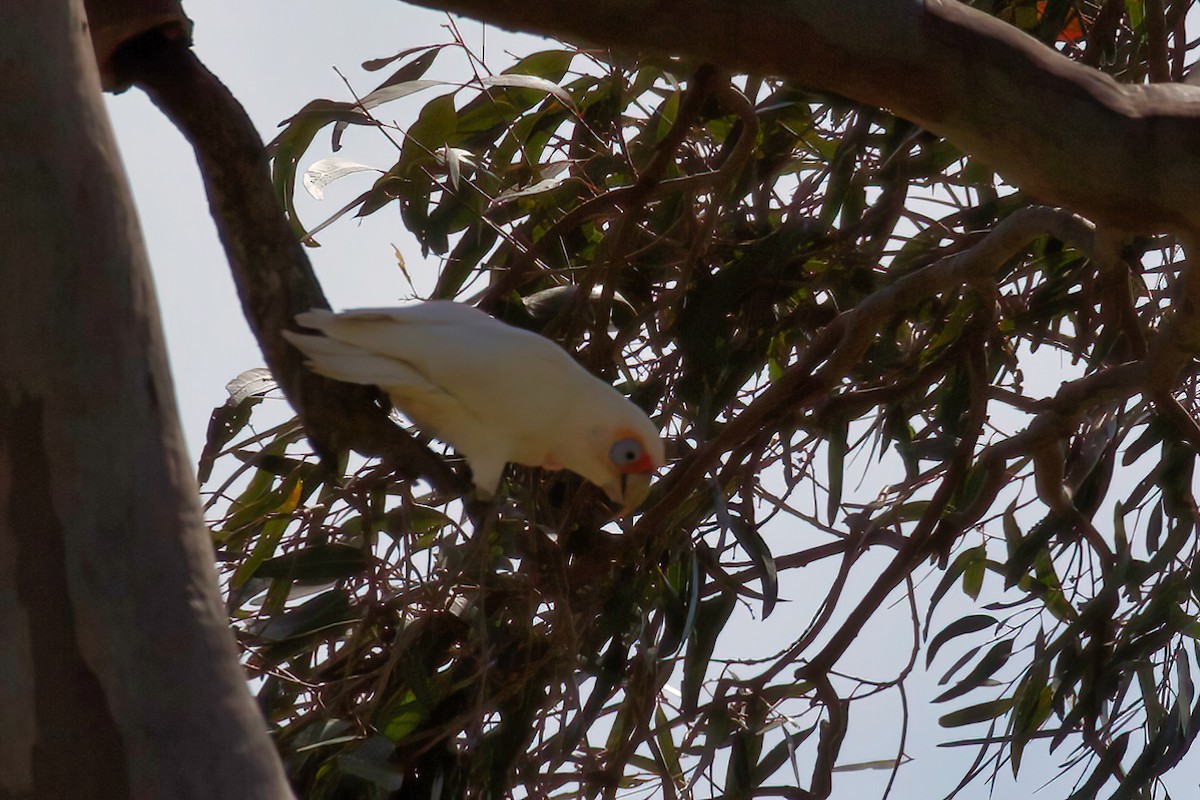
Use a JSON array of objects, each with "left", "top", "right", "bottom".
[{"left": 0, "top": 1, "right": 292, "bottom": 797}]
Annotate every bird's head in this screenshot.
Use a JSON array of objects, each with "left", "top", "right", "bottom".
[
  {"left": 598, "top": 428, "right": 664, "bottom": 516},
  {"left": 549, "top": 401, "right": 663, "bottom": 517}
]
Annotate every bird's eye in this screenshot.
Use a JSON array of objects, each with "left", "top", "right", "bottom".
[{"left": 609, "top": 437, "right": 643, "bottom": 467}]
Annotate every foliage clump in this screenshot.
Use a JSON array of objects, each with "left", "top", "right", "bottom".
[{"left": 204, "top": 7, "right": 1200, "bottom": 797}]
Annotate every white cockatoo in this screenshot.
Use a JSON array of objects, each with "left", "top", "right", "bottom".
[{"left": 283, "top": 302, "right": 664, "bottom": 514}]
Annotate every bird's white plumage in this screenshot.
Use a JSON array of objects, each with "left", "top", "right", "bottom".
[{"left": 283, "top": 302, "right": 663, "bottom": 509}]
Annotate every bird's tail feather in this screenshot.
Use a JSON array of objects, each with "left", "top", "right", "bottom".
[{"left": 282, "top": 331, "right": 429, "bottom": 389}]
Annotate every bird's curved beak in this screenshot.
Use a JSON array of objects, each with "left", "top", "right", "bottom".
[{"left": 606, "top": 471, "right": 653, "bottom": 517}]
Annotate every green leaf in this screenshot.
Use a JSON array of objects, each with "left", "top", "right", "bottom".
[
  {"left": 926, "top": 614, "right": 997, "bottom": 668},
  {"left": 500, "top": 48, "right": 575, "bottom": 82},
  {"left": 376, "top": 689, "right": 424, "bottom": 743},
  {"left": 682, "top": 590, "right": 736, "bottom": 714},
  {"left": 338, "top": 736, "right": 404, "bottom": 791},
  {"left": 368, "top": 46, "right": 442, "bottom": 94},
  {"left": 962, "top": 551, "right": 986, "bottom": 600},
  {"left": 1138, "top": 661, "right": 1165, "bottom": 732},
  {"left": 197, "top": 388, "right": 265, "bottom": 485},
  {"left": 937, "top": 643, "right": 985, "bottom": 690},
  {"left": 753, "top": 724, "right": 817, "bottom": 785},
  {"left": 876, "top": 500, "right": 930, "bottom": 525},
  {"left": 362, "top": 43, "right": 444, "bottom": 72},
  {"left": 454, "top": 49, "right": 575, "bottom": 142},
  {"left": 927, "top": 545, "right": 986, "bottom": 625},
  {"left": 399, "top": 504, "right": 455, "bottom": 536},
  {"left": 725, "top": 726, "right": 763, "bottom": 799},
  {"left": 656, "top": 546, "right": 700, "bottom": 658},
  {"left": 1002, "top": 502, "right": 1022, "bottom": 560},
  {"left": 267, "top": 100, "right": 372, "bottom": 238},
  {"left": 402, "top": 92, "right": 458, "bottom": 168},
  {"left": 229, "top": 475, "right": 307, "bottom": 586},
  {"left": 729, "top": 517, "right": 778, "bottom": 618},
  {"left": 652, "top": 705, "right": 684, "bottom": 788},
  {"left": 1178, "top": 647, "right": 1194, "bottom": 736},
  {"left": 819, "top": 130, "right": 860, "bottom": 227},
  {"left": 939, "top": 698, "right": 1015, "bottom": 728},
  {"left": 1031, "top": 545, "right": 1076, "bottom": 621},
  {"left": 255, "top": 590, "right": 356, "bottom": 642},
  {"left": 255, "top": 544, "right": 370, "bottom": 583},
  {"left": 1125, "top": 0, "right": 1144, "bottom": 30},
  {"left": 826, "top": 418, "right": 848, "bottom": 524},
  {"left": 1121, "top": 420, "right": 1162, "bottom": 467},
  {"left": 1147, "top": 500, "right": 1164, "bottom": 552},
  {"left": 480, "top": 73, "right": 573, "bottom": 108},
  {"left": 933, "top": 638, "right": 1014, "bottom": 703},
  {"left": 832, "top": 758, "right": 906, "bottom": 772},
  {"left": 950, "top": 461, "right": 990, "bottom": 517},
  {"left": 1010, "top": 632, "right": 1052, "bottom": 775},
  {"left": 433, "top": 221, "right": 498, "bottom": 299}
]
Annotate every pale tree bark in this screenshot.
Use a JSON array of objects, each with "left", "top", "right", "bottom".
[
  {"left": 0, "top": 0, "right": 292, "bottom": 796},
  {"left": 404, "top": 0, "right": 1200, "bottom": 236}
]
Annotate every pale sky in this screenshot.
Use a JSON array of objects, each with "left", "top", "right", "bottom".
[{"left": 103, "top": 3, "right": 1200, "bottom": 798}]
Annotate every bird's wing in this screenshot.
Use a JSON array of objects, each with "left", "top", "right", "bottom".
[
  {"left": 288, "top": 304, "right": 585, "bottom": 492},
  {"left": 282, "top": 329, "right": 435, "bottom": 391},
  {"left": 294, "top": 305, "right": 577, "bottom": 423}
]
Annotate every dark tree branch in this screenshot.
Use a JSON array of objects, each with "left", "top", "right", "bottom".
[
  {"left": 633, "top": 205, "right": 1160, "bottom": 684},
  {"left": 404, "top": 0, "right": 1200, "bottom": 235},
  {"left": 636, "top": 205, "right": 1102, "bottom": 539},
  {"left": 108, "top": 30, "right": 466, "bottom": 495},
  {"left": 82, "top": 0, "right": 189, "bottom": 91}
]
